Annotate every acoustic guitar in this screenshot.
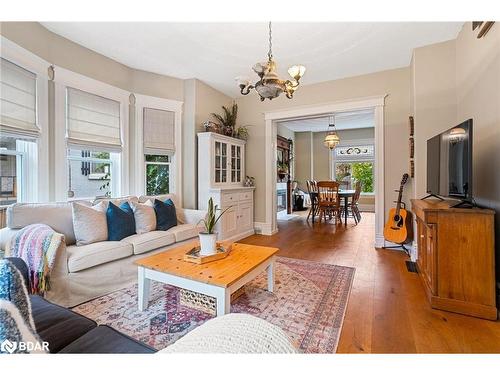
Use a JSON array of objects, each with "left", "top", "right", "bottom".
[{"left": 383, "top": 173, "right": 413, "bottom": 244}]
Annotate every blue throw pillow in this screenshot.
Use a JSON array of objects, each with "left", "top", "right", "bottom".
[
  {"left": 154, "top": 199, "right": 177, "bottom": 231},
  {"left": 106, "top": 202, "right": 136, "bottom": 241}
]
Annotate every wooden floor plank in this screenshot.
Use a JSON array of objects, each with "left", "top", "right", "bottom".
[{"left": 238, "top": 211, "right": 500, "bottom": 353}]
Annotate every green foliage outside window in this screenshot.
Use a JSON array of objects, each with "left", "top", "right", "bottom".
[
  {"left": 146, "top": 163, "right": 169, "bottom": 195},
  {"left": 352, "top": 162, "right": 374, "bottom": 193}
]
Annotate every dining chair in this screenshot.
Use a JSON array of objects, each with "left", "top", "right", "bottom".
[
  {"left": 316, "top": 181, "right": 341, "bottom": 224},
  {"left": 345, "top": 181, "right": 362, "bottom": 224},
  {"left": 306, "top": 180, "right": 319, "bottom": 222}
]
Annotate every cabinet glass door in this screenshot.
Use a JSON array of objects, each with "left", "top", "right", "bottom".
[
  {"left": 215, "top": 141, "right": 228, "bottom": 184},
  {"left": 231, "top": 144, "right": 242, "bottom": 183}
]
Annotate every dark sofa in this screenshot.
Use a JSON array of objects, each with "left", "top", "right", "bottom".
[{"left": 7, "top": 257, "right": 156, "bottom": 354}]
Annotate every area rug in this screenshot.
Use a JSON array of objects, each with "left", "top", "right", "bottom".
[{"left": 72, "top": 257, "right": 355, "bottom": 353}]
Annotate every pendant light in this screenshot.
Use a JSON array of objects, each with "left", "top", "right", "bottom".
[{"left": 324, "top": 115, "right": 340, "bottom": 149}]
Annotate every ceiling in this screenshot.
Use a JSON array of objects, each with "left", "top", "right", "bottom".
[
  {"left": 41, "top": 22, "right": 463, "bottom": 97},
  {"left": 278, "top": 109, "right": 374, "bottom": 132}
]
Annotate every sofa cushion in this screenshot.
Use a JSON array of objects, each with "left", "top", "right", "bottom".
[
  {"left": 67, "top": 241, "right": 133, "bottom": 272},
  {"left": 166, "top": 223, "right": 200, "bottom": 242},
  {"left": 106, "top": 202, "right": 136, "bottom": 241},
  {"left": 6, "top": 201, "right": 91, "bottom": 246},
  {"left": 59, "top": 325, "right": 156, "bottom": 353},
  {"left": 121, "top": 231, "right": 175, "bottom": 255},
  {"left": 154, "top": 199, "right": 177, "bottom": 231},
  {"left": 139, "top": 194, "right": 180, "bottom": 208},
  {"left": 30, "top": 295, "right": 96, "bottom": 353},
  {"left": 130, "top": 200, "right": 156, "bottom": 234},
  {"left": 72, "top": 202, "right": 108, "bottom": 246}
]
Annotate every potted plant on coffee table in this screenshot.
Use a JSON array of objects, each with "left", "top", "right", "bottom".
[{"left": 198, "top": 197, "right": 231, "bottom": 255}]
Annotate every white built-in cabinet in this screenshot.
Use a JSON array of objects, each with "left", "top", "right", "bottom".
[{"left": 197, "top": 132, "right": 254, "bottom": 241}]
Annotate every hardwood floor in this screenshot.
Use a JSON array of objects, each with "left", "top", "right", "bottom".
[{"left": 239, "top": 212, "right": 500, "bottom": 353}]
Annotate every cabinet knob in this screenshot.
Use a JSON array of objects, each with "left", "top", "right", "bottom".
[{"left": 420, "top": 235, "right": 424, "bottom": 238}]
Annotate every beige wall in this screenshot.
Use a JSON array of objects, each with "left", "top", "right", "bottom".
[
  {"left": 411, "top": 22, "right": 500, "bottom": 280},
  {"left": 182, "top": 79, "right": 232, "bottom": 208},
  {"left": 454, "top": 23, "right": 500, "bottom": 278},
  {"left": 236, "top": 67, "right": 411, "bottom": 222},
  {"left": 412, "top": 40, "right": 457, "bottom": 199}
]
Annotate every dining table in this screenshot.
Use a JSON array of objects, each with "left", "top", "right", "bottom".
[{"left": 310, "top": 189, "right": 356, "bottom": 225}]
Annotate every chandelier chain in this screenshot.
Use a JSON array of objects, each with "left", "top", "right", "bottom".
[{"left": 268, "top": 21, "right": 273, "bottom": 61}]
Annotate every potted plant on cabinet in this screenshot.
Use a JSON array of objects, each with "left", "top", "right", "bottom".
[
  {"left": 198, "top": 197, "right": 231, "bottom": 255},
  {"left": 211, "top": 102, "right": 238, "bottom": 137}
]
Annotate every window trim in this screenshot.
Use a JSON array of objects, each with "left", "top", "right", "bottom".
[
  {"left": 133, "top": 94, "right": 183, "bottom": 202},
  {"left": 53, "top": 65, "right": 130, "bottom": 201},
  {"left": 1, "top": 36, "right": 49, "bottom": 202}
]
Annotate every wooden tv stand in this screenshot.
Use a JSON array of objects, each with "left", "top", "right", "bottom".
[{"left": 411, "top": 199, "right": 497, "bottom": 320}]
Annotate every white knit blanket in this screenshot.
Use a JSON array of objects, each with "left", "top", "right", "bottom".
[{"left": 159, "top": 313, "right": 298, "bottom": 354}]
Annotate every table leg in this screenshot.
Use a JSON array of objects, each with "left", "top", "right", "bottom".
[
  {"left": 216, "top": 288, "right": 231, "bottom": 316},
  {"left": 344, "top": 196, "right": 348, "bottom": 225},
  {"left": 138, "top": 267, "right": 150, "bottom": 311},
  {"left": 267, "top": 262, "right": 275, "bottom": 293}
]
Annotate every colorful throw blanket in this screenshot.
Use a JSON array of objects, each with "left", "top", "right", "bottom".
[{"left": 10, "top": 224, "right": 64, "bottom": 295}]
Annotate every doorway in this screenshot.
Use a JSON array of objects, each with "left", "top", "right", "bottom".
[{"left": 262, "top": 95, "right": 386, "bottom": 247}]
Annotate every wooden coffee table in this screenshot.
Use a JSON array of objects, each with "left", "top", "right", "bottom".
[{"left": 135, "top": 241, "right": 279, "bottom": 316}]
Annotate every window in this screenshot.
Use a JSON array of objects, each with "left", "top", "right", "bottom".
[
  {"left": 0, "top": 135, "right": 37, "bottom": 205},
  {"left": 65, "top": 87, "right": 123, "bottom": 199},
  {"left": 0, "top": 57, "right": 41, "bottom": 204},
  {"left": 333, "top": 144, "right": 374, "bottom": 193},
  {"left": 145, "top": 154, "right": 170, "bottom": 195},
  {"left": 142, "top": 106, "right": 175, "bottom": 195},
  {"left": 67, "top": 148, "right": 120, "bottom": 199}
]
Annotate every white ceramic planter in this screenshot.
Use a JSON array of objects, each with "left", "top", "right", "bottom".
[{"left": 199, "top": 232, "right": 218, "bottom": 255}]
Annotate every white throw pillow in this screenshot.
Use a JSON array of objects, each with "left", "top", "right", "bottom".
[
  {"left": 72, "top": 201, "right": 108, "bottom": 246},
  {"left": 130, "top": 200, "right": 156, "bottom": 234}
]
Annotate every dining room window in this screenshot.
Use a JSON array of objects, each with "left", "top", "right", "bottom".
[{"left": 332, "top": 144, "right": 374, "bottom": 193}]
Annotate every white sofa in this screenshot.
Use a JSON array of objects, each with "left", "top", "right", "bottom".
[{"left": 0, "top": 194, "right": 206, "bottom": 307}]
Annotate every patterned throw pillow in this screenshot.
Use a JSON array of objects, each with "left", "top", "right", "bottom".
[
  {"left": 72, "top": 201, "right": 108, "bottom": 246},
  {"left": 153, "top": 199, "right": 177, "bottom": 231},
  {"left": 106, "top": 202, "right": 136, "bottom": 241},
  {"left": 0, "top": 300, "right": 47, "bottom": 354},
  {"left": 0, "top": 259, "right": 35, "bottom": 330},
  {"left": 130, "top": 200, "right": 156, "bottom": 234}
]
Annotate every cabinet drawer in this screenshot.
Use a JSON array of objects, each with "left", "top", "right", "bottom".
[
  {"left": 222, "top": 193, "right": 239, "bottom": 205},
  {"left": 239, "top": 191, "right": 253, "bottom": 201}
]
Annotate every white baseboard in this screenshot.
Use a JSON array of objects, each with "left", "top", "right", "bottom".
[{"left": 254, "top": 222, "right": 278, "bottom": 236}]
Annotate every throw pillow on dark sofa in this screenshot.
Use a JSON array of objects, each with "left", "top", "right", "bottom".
[
  {"left": 106, "top": 202, "right": 136, "bottom": 241},
  {"left": 153, "top": 199, "right": 177, "bottom": 231}
]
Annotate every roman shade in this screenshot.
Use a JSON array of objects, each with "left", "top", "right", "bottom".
[
  {"left": 0, "top": 57, "right": 39, "bottom": 136},
  {"left": 143, "top": 108, "right": 175, "bottom": 155},
  {"left": 66, "top": 87, "right": 122, "bottom": 150}
]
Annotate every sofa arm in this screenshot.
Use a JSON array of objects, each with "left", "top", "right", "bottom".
[
  {"left": 0, "top": 227, "right": 69, "bottom": 276},
  {"left": 0, "top": 227, "right": 20, "bottom": 253},
  {"left": 177, "top": 208, "right": 207, "bottom": 226}
]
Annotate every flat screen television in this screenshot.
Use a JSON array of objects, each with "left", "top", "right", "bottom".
[{"left": 426, "top": 119, "right": 473, "bottom": 203}]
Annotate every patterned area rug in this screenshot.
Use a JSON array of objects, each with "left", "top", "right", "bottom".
[{"left": 72, "top": 257, "right": 355, "bottom": 353}]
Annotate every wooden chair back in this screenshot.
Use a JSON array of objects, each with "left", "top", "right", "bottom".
[
  {"left": 352, "top": 181, "right": 362, "bottom": 204},
  {"left": 317, "top": 181, "right": 340, "bottom": 206}
]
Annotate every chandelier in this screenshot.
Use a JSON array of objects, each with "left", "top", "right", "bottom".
[
  {"left": 324, "top": 115, "right": 341, "bottom": 150},
  {"left": 235, "top": 22, "right": 306, "bottom": 101}
]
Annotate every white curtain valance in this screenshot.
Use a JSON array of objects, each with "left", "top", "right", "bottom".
[
  {"left": 143, "top": 107, "right": 175, "bottom": 155},
  {"left": 66, "top": 87, "right": 122, "bottom": 150},
  {"left": 0, "top": 57, "right": 39, "bottom": 136}
]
